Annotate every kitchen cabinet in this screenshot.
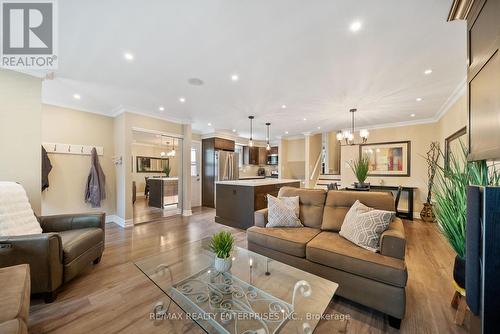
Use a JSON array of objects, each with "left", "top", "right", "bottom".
[
  {"left": 242, "top": 146, "right": 268, "bottom": 166},
  {"left": 258, "top": 147, "right": 267, "bottom": 165}
]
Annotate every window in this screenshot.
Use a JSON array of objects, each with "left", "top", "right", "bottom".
[
  {"left": 235, "top": 145, "right": 243, "bottom": 168},
  {"left": 190, "top": 148, "right": 198, "bottom": 176}
]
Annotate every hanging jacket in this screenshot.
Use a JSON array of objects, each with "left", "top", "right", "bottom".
[
  {"left": 84, "top": 147, "right": 106, "bottom": 208},
  {"left": 41, "top": 146, "right": 52, "bottom": 191}
]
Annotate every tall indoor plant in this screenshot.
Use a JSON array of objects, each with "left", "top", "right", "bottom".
[
  {"left": 432, "top": 141, "right": 499, "bottom": 288},
  {"left": 421, "top": 142, "right": 440, "bottom": 222},
  {"left": 348, "top": 155, "right": 370, "bottom": 188}
]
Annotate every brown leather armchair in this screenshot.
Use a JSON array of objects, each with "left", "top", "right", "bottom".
[{"left": 0, "top": 213, "right": 105, "bottom": 302}]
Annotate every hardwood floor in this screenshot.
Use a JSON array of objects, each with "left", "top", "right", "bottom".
[{"left": 29, "top": 208, "right": 469, "bottom": 334}]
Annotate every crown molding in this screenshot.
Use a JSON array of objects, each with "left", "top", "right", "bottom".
[
  {"left": 434, "top": 76, "right": 467, "bottom": 122},
  {"left": 447, "top": 0, "right": 476, "bottom": 21},
  {"left": 42, "top": 101, "right": 115, "bottom": 119}
]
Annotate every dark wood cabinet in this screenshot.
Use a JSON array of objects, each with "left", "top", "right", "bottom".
[
  {"left": 460, "top": 0, "right": 500, "bottom": 160},
  {"left": 270, "top": 146, "right": 278, "bottom": 155},
  {"left": 202, "top": 137, "right": 235, "bottom": 207},
  {"left": 258, "top": 147, "right": 267, "bottom": 165},
  {"left": 243, "top": 146, "right": 260, "bottom": 165}
]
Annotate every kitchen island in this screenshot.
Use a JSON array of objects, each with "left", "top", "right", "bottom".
[
  {"left": 215, "top": 178, "right": 300, "bottom": 229},
  {"left": 147, "top": 177, "right": 179, "bottom": 209}
]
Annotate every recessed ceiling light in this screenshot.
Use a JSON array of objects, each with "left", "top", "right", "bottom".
[
  {"left": 410, "top": 113, "right": 416, "bottom": 117},
  {"left": 317, "top": 126, "right": 321, "bottom": 130},
  {"left": 349, "top": 21, "right": 362, "bottom": 32},
  {"left": 231, "top": 74, "right": 239, "bottom": 82},
  {"left": 303, "top": 118, "right": 307, "bottom": 121},
  {"left": 424, "top": 69, "right": 433, "bottom": 75},
  {"left": 281, "top": 104, "right": 287, "bottom": 109},
  {"left": 158, "top": 106, "right": 165, "bottom": 111},
  {"left": 232, "top": 129, "right": 236, "bottom": 132},
  {"left": 285, "top": 131, "right": 289, "bottom": 134},
  {"left": 207, "top": 122, "right": 212, "bottom": 126},
  {"left": 179, "top": 97, "right": 186, "bottom": 103},
  {"left": 123, "top": 52, "right": 134, "bottom": 61},
  {"left": 73, "top": 94, "right": 81, "bottom": 100},
  {"left": 416, "top": 97, "right": 423, "bottom": 102}
]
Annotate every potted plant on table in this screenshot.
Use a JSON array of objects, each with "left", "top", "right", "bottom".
[
  {"left": 433, "top": 142, "right": 499, "bottom": 289},
  {"left": 163, "top": 165, "right": 171, "bottom": 177},
  {"left": 421, "top": 142, "right": 440, "bottom": 222},
  {"left": 210, "top": 231, "right": 235, "bottom": 273},
  {"left": 348, "top": 155, "right": 370, "bottom": 189}
]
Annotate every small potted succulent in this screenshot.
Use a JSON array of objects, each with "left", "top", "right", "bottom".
[
  {"left": 348, "top": 155, "right": 370, "bottom": 189},
  {"left": 209, "top": 231, "right": 235, "bottom": 273}
]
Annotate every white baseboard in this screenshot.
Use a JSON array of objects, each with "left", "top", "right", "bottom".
[
  {"left": 106, "top": 215, "right": 133, "bottom": 228},
  {"left": 182, "top": 209, "right": 192, "bottom": 216}
]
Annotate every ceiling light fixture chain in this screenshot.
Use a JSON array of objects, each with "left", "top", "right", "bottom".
[
  {"left": 248, "top": 116, "right": 254, "bottom": 147},
  {"left": 266, "top": 122, "right": 271, "bottom": 151}
]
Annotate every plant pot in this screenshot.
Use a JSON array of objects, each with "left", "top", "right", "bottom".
[
  {"left": 420, "top": 202, "right": 435, "bottom": 222},
  {"left": 453, "top": 256, "right": 466, "bottom": 289},
  {"left": 354, "top": 182, "right": 370, "bottom": 189},
  {"left": 214, "top": 256, "right": 232, "bottom": 273}
]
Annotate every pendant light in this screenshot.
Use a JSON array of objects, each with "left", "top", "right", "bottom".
[
  {"left": 265, "top": 122, "right": 271, "bottom": 150},
  {"left": 160, "top": 135, "right": 166, "bottom": 157},
  {"left": 248, "top": 116, "right": 254, "bottom": 147},
  {"left": 336, "top": 108, "right": 369, "bottom": 145}
]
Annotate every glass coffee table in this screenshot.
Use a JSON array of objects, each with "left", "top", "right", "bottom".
[{"left": 135, "top": 238, "right": 338, "bottom": 334}]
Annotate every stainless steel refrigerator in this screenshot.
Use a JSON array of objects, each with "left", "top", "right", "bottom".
[{"left": 214, "top": 151, "right": 239, "bottom": 207}]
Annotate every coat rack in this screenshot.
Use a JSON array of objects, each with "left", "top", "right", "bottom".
[{"left": 42, "top": 142, "right": 104, "bottom": 156}]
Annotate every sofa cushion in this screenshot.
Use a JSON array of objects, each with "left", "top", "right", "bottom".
[
  {"left": 247, "top": 226, "right": 321, "bottom": 258},
  {"left": 278, "top": 187, "right": 326, "bottom": 228},
  {"left": 59, "top": 228, "right": 104, "bottom": 265},
  {"left": 0, "top": 264, "right": 30, "bottom": 324},
  {"left": 306, "top": 232, "right": 407, "bottom": 287},
  {"left": 321, "top": 190, "right": 395, "bottom": 231},
  {"left": 339, "top": 200, "right": 395, "bottom": 252},
  {"left": 266, "top": 195, "right": 302, "bottom": 228},
  {"left": 0, "top": 319, "right": 28, "bottom": 334}
]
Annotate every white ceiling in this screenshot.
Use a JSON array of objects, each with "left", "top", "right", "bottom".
[{"left": 42, "top": 0, "right": 466, "bottom": 141}]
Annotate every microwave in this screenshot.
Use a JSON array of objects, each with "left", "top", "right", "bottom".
[{"left": 267, "top": 154, "right": 278, "bottom": 165}]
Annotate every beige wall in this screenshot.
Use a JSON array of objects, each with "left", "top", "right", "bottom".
[
  {"left": 281, "top": 138, "right": 305, "bottom": 181},
  {"left": 339, "top": 94, "right": 467, "bottom": 217},
  {"left": 340, "top": 122, "right": 438, "bottom": 213},
  {"left": 41, "top": 105, "right": 116, "bottom": 216},
  {"left": 307, "top": 134, "right": 322, "bottom": 187},
  {"left": 437, "top": 95, "right": 468, "bottom": 147},
  {"left": 328, "top": 132, "right": 340, "bottom": 173},
  {"left": 0, "top": 70, "right": 42, "bottom": 214}
]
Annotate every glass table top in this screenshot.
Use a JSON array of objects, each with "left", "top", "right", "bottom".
[{"left": 135, "top": 238, "right": 338, "bottom": 334}]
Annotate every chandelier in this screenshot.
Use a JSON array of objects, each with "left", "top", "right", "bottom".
[{"left": 336, "top": 108, "right": 369, "bottom": 145}]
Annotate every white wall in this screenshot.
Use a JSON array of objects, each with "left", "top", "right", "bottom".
[
  {"left": 0, "top": 70, "right": 42, "bottom": 214},
  {"left": 41, "top": 105, "right": 116, "bottom": 216}
]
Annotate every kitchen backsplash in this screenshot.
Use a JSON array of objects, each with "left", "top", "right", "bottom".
[{"left": 239, "top": 165, "right": 278, "bottom": 177}]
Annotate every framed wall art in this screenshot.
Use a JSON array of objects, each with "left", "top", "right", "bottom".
[{"left": 359, "top": 141, "right": 411, "bottom": 177}]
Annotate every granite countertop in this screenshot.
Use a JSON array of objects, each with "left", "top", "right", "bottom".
[{"left": 216, "top": 178, "right": 300, "bottom": 187}]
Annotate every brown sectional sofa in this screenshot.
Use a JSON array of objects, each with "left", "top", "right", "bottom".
[
  {"left": 0, "top": 264, "right": 30, "bottom": 334},
  {"left": 247, "top": 187, "right": 407, "bottom": 327}
]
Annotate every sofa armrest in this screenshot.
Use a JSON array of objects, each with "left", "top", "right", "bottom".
[
  {"left": 380, "top": 217, "right": 406, "bottom": 260},
  {"left": 254, "top": 208, "right": 268, "bottom": 227},
  {"left": 38, "top": 212, "right": 105, "bottom": 233},
  {"left": 0, "top": 233, "right": 63, "bottom": 294}
]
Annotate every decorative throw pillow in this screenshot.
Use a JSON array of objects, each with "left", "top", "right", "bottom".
[
  {"left": 266, "top": 195, "right": 303, "bottom": 228},
  {"left": 339, "top": 200, "right": 395, "bottom": 252},
  {"left": 0, "top": 182, "right": 42, "bottom": 237}
]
